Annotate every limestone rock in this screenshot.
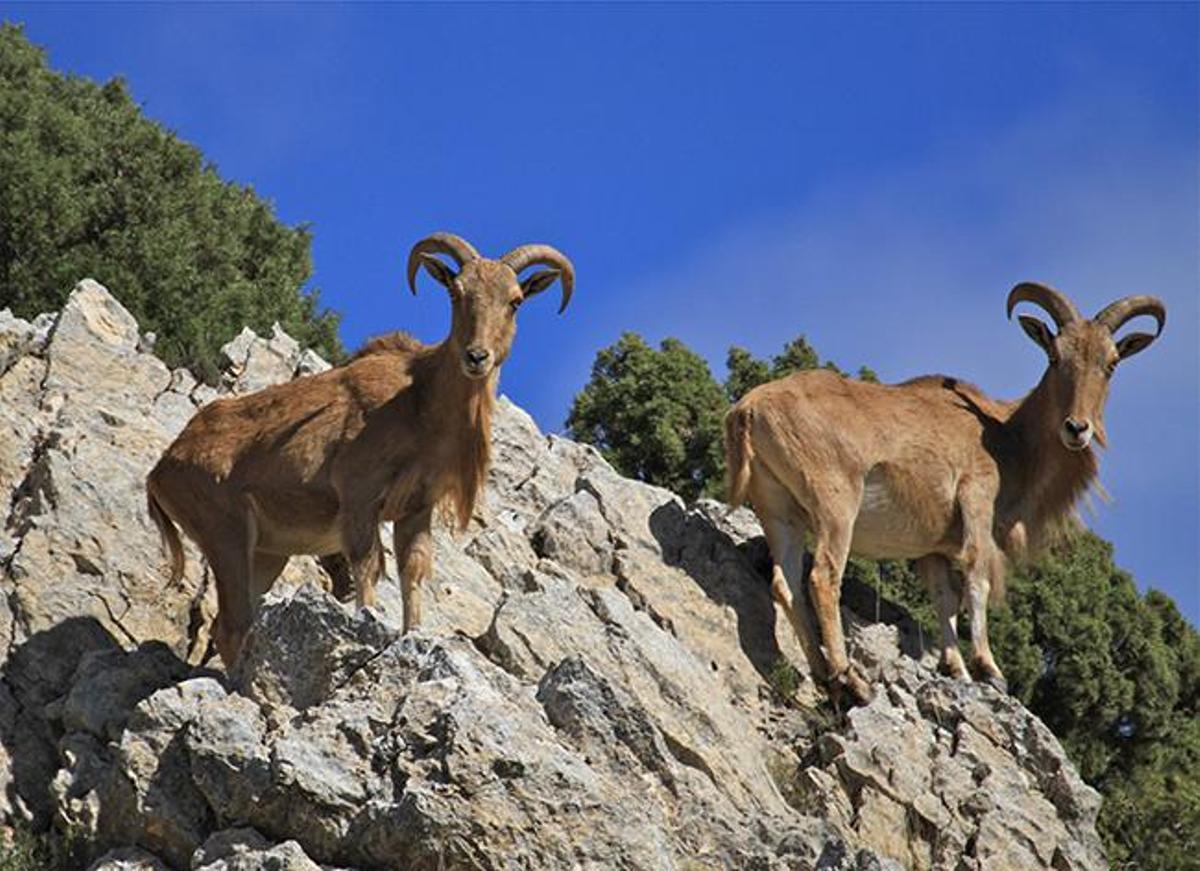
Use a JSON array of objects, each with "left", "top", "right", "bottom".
[
  {"left": 529, "top": 488, "right": 613, "bottom": 576},
  {"left": 294, "top": 349, "right": 331, "bottom": 377},
  {"left": 0, "top": 308, "right": 49, "bottom": 375},
  {"left": 229, "top": 583, "right": 399, "bottom": 711},
  {"left": 220, "top": 323, "right": 304, "bottom": 393},
  {"left": 98, "top": 678, "right": 227, "bottom": 866},
  {"left": 192, "top": 828, "right": 324, "bottom": 870},
  {"left": 87, "top": 845, "right": 171, "bottom": 871}
]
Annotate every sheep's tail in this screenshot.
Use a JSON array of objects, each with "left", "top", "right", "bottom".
[
  {"left": 147, "top": 482, "right": 185, "bottom": 586},
  {"left": 724, "top": 402, "right": 755, "bottom": 507}
]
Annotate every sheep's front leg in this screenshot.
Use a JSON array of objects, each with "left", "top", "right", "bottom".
[
  {"left": 394, "top": 506, "right": 434, "bottom": 633},
  {"left": 957, "top": 482, "right": 1007, "bottom": 693},
  {"left": 963, "top": 555, "right": 1007, "bottom": 693}
]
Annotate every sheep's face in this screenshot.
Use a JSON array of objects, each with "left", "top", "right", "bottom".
[
  {"left": 447, "top": 260, "right": 523, "bottom": 379},
  {"left": 409, "top": 237, "right": 572, "bottom": 381},
  {"left": 1013, "top": 285, "right": 1164, "bottom": 454},
  {"left": 1038, "top": 321, "right": 1119, "bottom": 452}
]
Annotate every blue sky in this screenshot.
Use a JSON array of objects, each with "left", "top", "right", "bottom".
[{"left": 9, "top": 3, "right": 1198, "bottom": 621}]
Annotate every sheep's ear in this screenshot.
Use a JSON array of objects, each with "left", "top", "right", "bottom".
[
  {"left": 1018, "top": 315, "right": 1057, "bottom": 359},
  {"left": 419, "top": 253, "right": 458, "bottom": 289},
  {"left": 519, "top": 269, "right": 561, "bottom": 300},
  {"left": 1116, "top": 331, "right": 1157, "bottom": 361}
]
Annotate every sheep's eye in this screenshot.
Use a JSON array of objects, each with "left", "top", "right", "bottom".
[
  {"left": 1104, "top": 360, "right": 1117, "bottom": 377},
  {"left": 509, "top": 299, "right": 521, "bottom": 313}
]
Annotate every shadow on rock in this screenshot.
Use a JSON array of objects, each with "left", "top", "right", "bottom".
[
  {"left": 1, "top": 617, "right": 192, "bottom": 831},
  {"left": 840, "top": 570, "right": 934, "bottom": 662},
  {"left": 647, "top": 501, "right": 785, "bottom": 686},
  {"left": 2, "top": 617, "right": 121, "bottom": 827},
  {"left": 648, "top": 501, "right": 935, "bottom": 691}
]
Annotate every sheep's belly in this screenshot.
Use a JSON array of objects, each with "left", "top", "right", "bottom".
[
  {"left": 249, "top": 488, "right": 344, "bottom": 556},
  {"left": 850, "top": 468, "right": 940, "bottom": 560},
  {"left": 256, "top": 515, "right": 343, "bottom": 556}
]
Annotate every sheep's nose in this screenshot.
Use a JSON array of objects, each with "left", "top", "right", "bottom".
[
  {"left": 465, "top": 347, "right": 490, "bottom": 367},
  {"left": 1064, "top": 418, "right": 1090, "bottom": 437}
]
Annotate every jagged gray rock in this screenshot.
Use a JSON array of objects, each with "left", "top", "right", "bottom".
[
  {"left": 191, "top": 828, "right": 325, "bottom": 871},
  {"left": 1, "top": 282, "right": 1105, "bottom": 869},
  {"left": 88, "top": 845, "right": 171, "bottom": 871}
]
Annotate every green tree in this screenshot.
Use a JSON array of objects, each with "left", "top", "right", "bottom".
[
  {"left": 988, "top": 533, "right": 1200, "bottom": 868},
  {"left": 724, "top": 346, "right": 771, "bottom": 404},
  {"left": 1099, "top": 718, "right": 1200, "bottom": 870},
  {"left": 991, "top": 534, "right": 1173, "bottom": 779},
  {"left": 0, "top": 24, "right": 341, "bottom": 381},
  {"left": 770, "top": 334, "right": 826, "bottom": 376},
  {"left": 567, "top": 333, "right": 727, "bottom": 500}
]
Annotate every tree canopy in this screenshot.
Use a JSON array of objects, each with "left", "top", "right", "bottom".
[
  {"left": 990, "top": 534, "right": 1200, "bottom": 868},
  {"left": 567, "top": 333, "right": 728, "bottom": 501},
  {"left": 0, "top": 24, "right": 341, "bottom": 381}
]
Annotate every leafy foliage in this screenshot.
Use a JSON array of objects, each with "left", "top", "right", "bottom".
[
  {"left": 725, "top": 334, "right": 851, "bottom": 402},
  {"left": 567, "top": 333, "right": 728, "bottom": 500},
  {"left": 0, "top": 823, "right": 89, "bottom": 871},
  {"left": 1098, "top": 714, "right": 1200, "bottom": 870},
  {"left": 0, "top": 24, "right": 341, "bottom": 381},
  {"left": 990, "top": 534, "right": 1200, "bottom": 869},
  {"left": 724, "top": 346, "right": 772, "bottom": 404}
]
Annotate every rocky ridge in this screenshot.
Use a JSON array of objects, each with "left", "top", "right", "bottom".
[{"left": 0, "top": 281, "right": 1105, "bottom": 869}]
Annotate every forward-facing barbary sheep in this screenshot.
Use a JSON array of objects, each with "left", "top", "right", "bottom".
[
  {"left": 147, "top": 232, "right": 575, "bottom": 665},
  {"left": 725, "top": 284, "right": 1164, "bottom": 705}
]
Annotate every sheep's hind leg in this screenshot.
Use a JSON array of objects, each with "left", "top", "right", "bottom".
[
  {"left": 749, "top": 466, "right": 828, "bottom": 686},
  {"left": 808, "top": 506, "right": 873, "bottom": 706},
  {"left": 393, "top": 506, "right": 434, "bottom": 633},
  {"left": 755, "top": 503, "right": 827, "bottom": 683},
  {"left": 343, "top": 515, "right": 385, "bottom": 610},
  {"left": 250, "top": 552, "right": 289, "bottom": 610},
  {"left": 203, "top": 505, "right": 257, "bottom": 668},
  {"left": 318, "top": 553, "right": 355, "bottom": 602}
]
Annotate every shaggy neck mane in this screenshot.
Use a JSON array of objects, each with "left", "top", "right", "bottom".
[
  {"left": 425, "top": 340, "right": 495, "bottom": 532},
  {"left": 1000, "top": 370, "right": 1099, "bottom": 554}
]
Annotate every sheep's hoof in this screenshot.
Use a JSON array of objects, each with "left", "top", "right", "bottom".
[
  {"left": 937, "top": 653, "right": 970, "bottom": 682},
  {"left": 968, "top": 659, "right": 1008, "bottom": 695},
  {"left": 831, "top": 665, "right": 875, "bottom": 708},
  {"left": 982, "top": 674, "right": 1009, "bottom": 695}
]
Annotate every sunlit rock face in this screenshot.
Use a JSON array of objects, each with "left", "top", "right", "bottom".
[{"left": 2, "top": 282, "right": 1103, "bottom": 869}]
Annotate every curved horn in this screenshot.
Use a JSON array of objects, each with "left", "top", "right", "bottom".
[
  {"left": 1006, "top": 282, "right": 1081, "bottom": 329},
  {"left": 1093, "top": 295, "right": 1166, "bottom": 336},
  {"left": 406, "top": 232, "right": 481, "bottom": 294},
  {"left": 501, "top": 243, "right": 575, "bottom": 313}
]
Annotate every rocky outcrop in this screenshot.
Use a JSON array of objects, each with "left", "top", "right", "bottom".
[{"left": 0, "top": 282, "right": 1105, "bottom": 869}]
